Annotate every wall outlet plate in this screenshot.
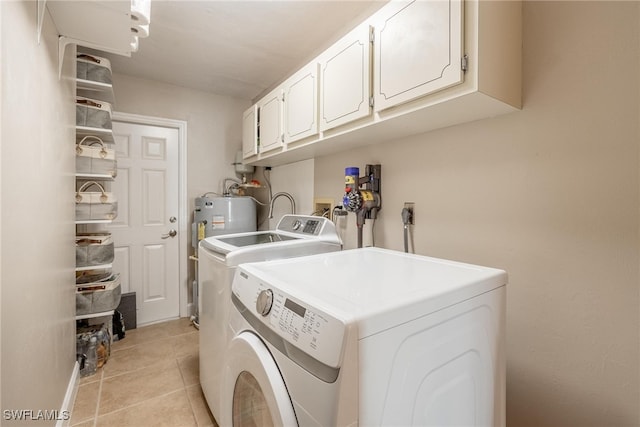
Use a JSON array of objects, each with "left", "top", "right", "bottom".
[
  {"left": 314, "top": 198, "right": 335, "bottom": 217},
  {"left": 403, "top": 202, "right": 415, "bottom": 225}
]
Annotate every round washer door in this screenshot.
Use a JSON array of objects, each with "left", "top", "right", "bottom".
[{"left": 221, "top": 332, "right": 298, "bottom": 427}]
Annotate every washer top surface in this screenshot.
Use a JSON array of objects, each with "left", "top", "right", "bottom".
[
  {"left": 236, "top": 247, "right": 507, "bottom": 338},
  {"left": 217, "top": 232, "right": 298, "bottom": 247},
  {"left": 199, "top": 215, "right": 342, "bottom": 263}
]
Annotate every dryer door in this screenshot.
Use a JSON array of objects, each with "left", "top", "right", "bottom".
[{"left": 221, "top": 331, "right": 298, "bottom": 426}]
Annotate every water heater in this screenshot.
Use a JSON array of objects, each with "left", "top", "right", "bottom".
[{"left": 191, "top": 196, "right": 257, "bottom": 249}]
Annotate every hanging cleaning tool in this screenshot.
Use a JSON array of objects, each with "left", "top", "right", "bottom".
[{"left": 342, "top": 165, "right": 381, "bottom": 248}]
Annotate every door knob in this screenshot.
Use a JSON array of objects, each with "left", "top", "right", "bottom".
[
  {"left": 161, "top": 229, "right": 177, "bottom": 239},
  {"left": 169, "top": 216, "right": 177, "bottom": 223}
]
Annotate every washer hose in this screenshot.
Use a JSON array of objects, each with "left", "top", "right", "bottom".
[{"left": 401, "top": 207, "right": 412, "bottom": 253}]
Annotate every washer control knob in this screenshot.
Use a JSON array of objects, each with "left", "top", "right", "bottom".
[
  {"left": 256, "top": 289, "right": 274, "bottom": 316},
  {"left": 292, "top": 219, "right": 303, "bottom": 231}
]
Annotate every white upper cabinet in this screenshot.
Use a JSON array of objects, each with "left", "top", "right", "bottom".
[
  {"left": 373, "top": 0, "right": 464, "bottom": 111},
  {"left": 257, "top": 87, "right": 284, "bottom": 154},
  {"left": 244, "top": 0, "right": 521, "bottom": 166},
  {"left": 283, "top": 62, "right": 319, "bottom": 144},
  {"left": 242, "top": 105, "right": 258, "bottom": 159},
  {"left": 319, "top": 23, "right": 372, "bottom": 131},
  {"left": 47, "top": 1, "right": 135, "bottom": 55}
]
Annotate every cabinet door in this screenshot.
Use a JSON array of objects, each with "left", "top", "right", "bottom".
[
  {"left": 283, "top": 63, "right": 318, "bottom": 144},
  {"left": 47, "top": 1, "right": 134, "bottom": 55},
  {"left": 320, "top": 23, "right": 372, "bottom": 131},
  {"left": 373, "top": 0, "right": 464, "bottom": 111},
  {"left": 242, "top": 105, "right": 258, "bottom": 158},
  {"left": 258, "top": 88, "right": 284, "bottom": 154}
]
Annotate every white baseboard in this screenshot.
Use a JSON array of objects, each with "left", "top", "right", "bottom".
[{"left": 56, "top": 361, "right": 80, "bottom": 427}]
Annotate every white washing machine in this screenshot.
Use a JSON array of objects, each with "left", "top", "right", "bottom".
[
  {"left": 198, "top": 214, "right": 342, "bottom": 421},
  {"left": 223, "top": 247, "right": 507, "bottom": 427}
]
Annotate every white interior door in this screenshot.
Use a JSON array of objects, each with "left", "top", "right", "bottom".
[{"left": 108, "top": 121, "right": 180, "bottom": 326}]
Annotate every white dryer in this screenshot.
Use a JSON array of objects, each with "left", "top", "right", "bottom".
[
  {"left": 198, "top": 214, "right": 342, "bottom": 421},
  {"left": 223, "top": 247, "right": 507, "bottom": 427}
]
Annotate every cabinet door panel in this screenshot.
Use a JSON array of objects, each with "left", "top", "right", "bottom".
[
  {"left": 258, "top": 89, "right": 284, "bottom": 153},
  {"left": 320, "top": 23, "right": 372, "bottom": 131},
  {"left": 242, "top": 105, "right": 258, "bottom": 158},
  {"left": 374, "top": 0, "right": 463, "bottom": 111},
  {"left": 284, "top": 63, "right": 318, "bottom": 144}
]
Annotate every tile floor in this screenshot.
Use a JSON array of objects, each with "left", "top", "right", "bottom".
[{"left": 70, "top": 318, "right": 219, "bottom": 427}]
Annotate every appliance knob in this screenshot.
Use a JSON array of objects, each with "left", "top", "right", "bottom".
[
  {"left": 292, "top": 219, "right": 303, "bottom": 230},
  {"left": 256, "top": 289, "right": 274, "bottom": 316}
]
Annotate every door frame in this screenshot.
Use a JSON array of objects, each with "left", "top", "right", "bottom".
[{"left": 112, "top": 111, "right": 190, "bottom": 319}]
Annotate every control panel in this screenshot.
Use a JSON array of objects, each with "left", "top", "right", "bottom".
[
  {"left": 267, "top": 289, "right": 329, "bottom": 353},
  {"left": 233, "top": 268, "right": 346, "bottom": 369},
  {"left": 275, "top": 215, "right": 333, "bottom": 237}
]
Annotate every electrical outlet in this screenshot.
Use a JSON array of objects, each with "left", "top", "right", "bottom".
[{"left": 403, "top": 202, "right": 415, "bottom": 225}]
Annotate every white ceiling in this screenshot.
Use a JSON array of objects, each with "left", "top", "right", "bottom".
[{"left": 103, "top": 1, "right": 385, "bottom": 101}]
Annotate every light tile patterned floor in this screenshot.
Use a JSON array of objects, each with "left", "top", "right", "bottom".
[{"left": 71, "top": 318, "right": 218, "bottom": 427}]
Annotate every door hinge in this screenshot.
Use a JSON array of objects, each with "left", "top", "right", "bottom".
[
  {"left": 369, "top": 96, "right": 375, "bottom": 108},
  {"left": 281, "top": 134, "right": 284, "bottom": 143},
  {"left": 369, "top": 27, "right": 375, "bottom": 43},
  {"left": 461, "top": 54, "right": 469, "bottom": 73}
]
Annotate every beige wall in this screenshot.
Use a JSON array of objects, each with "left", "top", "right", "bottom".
[
  {"left": 112, "top": 74, "right": 250, "bottom": 202},
  {"left": 314, "top": 2, "right": 639, "bottom": 425},
  {"left": 1, "top": 0, "right": 4, "bottom": 409},
  {"left": 266, "top": 159, "right": 315, "bottom": 229},
  {"left": 1, "top": 1, "right": 77, "bottom": 423}
]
